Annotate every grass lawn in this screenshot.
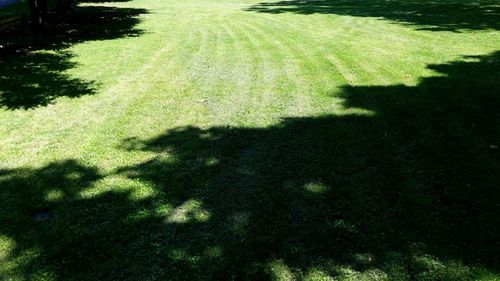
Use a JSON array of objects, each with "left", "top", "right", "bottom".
[{"left": 0, "top": 0, "right": 499, "bottom": 279}]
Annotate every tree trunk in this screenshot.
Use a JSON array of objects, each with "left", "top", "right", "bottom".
[
  {"left": 60, "top": 0, "right": 73, "bottom": 13},
  {"left": 28, "top": 0, "right": 48, "bottom": 28}
]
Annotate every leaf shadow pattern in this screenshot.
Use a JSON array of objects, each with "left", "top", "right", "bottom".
[
  {"left": 246, "top": 0, "right": 500, "bottom": 32},
  {"left": 0, "top": 52, "right": 499, "bottom": 280},
  {"left": 0, "top": 4, "right": 146, "bottom": 109}
]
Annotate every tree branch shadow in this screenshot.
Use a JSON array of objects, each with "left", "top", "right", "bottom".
[
  {"left": 246, "top": 0, "right": 500, "bottom": 32},
  {"left": 0, "top": 3, "right": 147, "bottom": 110}
]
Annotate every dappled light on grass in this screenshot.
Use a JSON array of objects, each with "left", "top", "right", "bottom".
[
  {"left": 0, "top": 235, "right": 15, "bottom": 263},
  {"left": 43, "top": 190, "right": 65, "bottom": 202},
  {"left": 164, "top": 199, "right": 211, "bottom": 224},
  {"left": 266, "top": 260, "right": 294, "bottom": 280},
  {"left": 303, "top": 182, "right": 329, "bottom": 194},
  {"left": 1, "top": 51, "right": 498, "bottom": 279},
  {"left": 0, "top": 0, "right": 499, "bottom": 277}
]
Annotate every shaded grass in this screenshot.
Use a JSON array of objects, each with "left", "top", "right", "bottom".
[
  {"left": 0, "top": 0, "right": 499, "bottom": 279},
  {"left": 247, "top": 0, "right": 500, "bottom": 32},
  {"left": 0, "top": 4, "right": 145, "bottom": 109}
]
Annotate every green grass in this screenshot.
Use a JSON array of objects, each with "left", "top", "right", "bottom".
[{"left": 0, "top": 0, "right": 499, "bottom": 279}]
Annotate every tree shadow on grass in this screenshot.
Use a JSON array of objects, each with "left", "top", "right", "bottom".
[
  {"left": 0, "top": 4, "right": 146, "bottom": 109},
  {"left": 116, "top": 52, "right": 500, "bottom": 278},
  {"left": 0, "top": 51, "right": 98, "bottom": 109},
  {"left": 246, "top": 0, "right": 500, "bottom": 32},
  {"left": 0, "top": 52, "right": 499, "bottom": 280}
]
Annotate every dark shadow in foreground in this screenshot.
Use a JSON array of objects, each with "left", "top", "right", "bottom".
[
  {"left": 0, "top": 52, "right": 498, "bottom": 279},
  {"left": 0, "top": 4, "right": 146, "bottom": 109},
  {"left": 246, "top": 0, "right": 500, "bottom": 32}
]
